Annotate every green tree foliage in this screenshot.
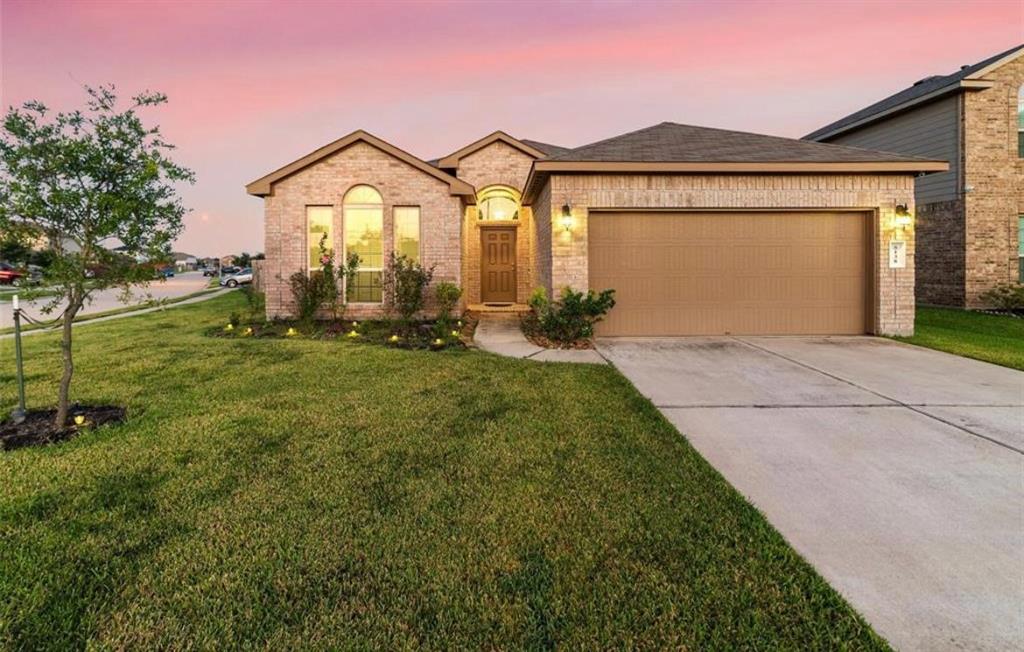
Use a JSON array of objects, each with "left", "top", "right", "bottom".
[{"left": 0, "top": 85, "right": 194, "bottom": 426}]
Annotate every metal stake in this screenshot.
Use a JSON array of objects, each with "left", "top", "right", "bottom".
[{"left": 12, "top": 294, "right": 26, "bottom": 423}]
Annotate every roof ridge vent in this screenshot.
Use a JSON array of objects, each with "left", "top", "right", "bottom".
[{"left": 912, "top": 74, "right": 944, "bottom": 86}]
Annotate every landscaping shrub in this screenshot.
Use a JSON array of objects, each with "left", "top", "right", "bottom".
[
  {"left": 980, "top": 282, "right": 1024, "bottom": 311},
  {"left": 288, "top": 271, "right": 328, "bottom": 324},
  {"left": 382, "top": 254, "right": 435, "bottom": 328},
  {"left": 240, "top": 286, "right": 265, "bottom": 320},
  {"left": 435, "top": 281, "right": 462, "bottom": 323},
  {"left": 288, "top": 235, "right": 361, "bottom": 324},
  {"left": 524, "top": 286, "right": 616, "bottom": 344}
]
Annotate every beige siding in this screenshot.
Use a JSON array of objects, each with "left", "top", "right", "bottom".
[{"left": 827, "top": 95, "right": 960, "bottom": 204}]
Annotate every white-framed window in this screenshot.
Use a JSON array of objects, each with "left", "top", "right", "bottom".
[
  {"left": 306, "top": 206, "right": 333, "bottom": 273},
  {"left": 344, "top": 184, "right": 383, "bottom": 303},
  {"left": 393, "top": 206, "right": 421, "bottom": 263}
]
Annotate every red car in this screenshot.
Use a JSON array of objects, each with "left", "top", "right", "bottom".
[{"left": 0, "top": 262, "right": 24, "bottom": 285}]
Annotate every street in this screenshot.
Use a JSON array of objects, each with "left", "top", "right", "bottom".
[{"left": 0, "top": 271, "right": 213, "bottom": 329}]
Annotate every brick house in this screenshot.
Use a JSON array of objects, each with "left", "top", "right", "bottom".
[
  {"left": 806, "top": 44, "right": 1024, "bottom": 307},
  {"left": 246, "top": 123, "right": 945, "bottom": 336}
]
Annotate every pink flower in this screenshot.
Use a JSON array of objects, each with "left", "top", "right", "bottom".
[{"left": 320, "top": 255, "right": 330, "bottom": 265}]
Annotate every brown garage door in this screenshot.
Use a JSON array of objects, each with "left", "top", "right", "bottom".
[{"left": 589, "top": 211, "right": 871, "bottom": 336}]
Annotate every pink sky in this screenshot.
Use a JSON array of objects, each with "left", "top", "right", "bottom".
[{"left": 2, "top": 0, "right": 1021, "bottom": 256}]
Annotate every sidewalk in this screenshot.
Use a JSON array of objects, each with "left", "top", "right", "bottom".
[{"left": 473, "top": 314, "right": 605, "bottom": 364}]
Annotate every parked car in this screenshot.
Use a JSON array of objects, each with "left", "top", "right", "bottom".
[
  {"left": 0, "top": 262, "right": 24, "bottom": 286},
  {"left": 220, "top": 265, "right": 240, "bottom": 276},
  {"left": 220, "top": 267, "right": 253, "bottom": 288},
  {"left": 154, "top": 266, "right": 175, "bottom": 279},
  {"left": 202, "top": 267, "right": 219, "bottom": 277}
]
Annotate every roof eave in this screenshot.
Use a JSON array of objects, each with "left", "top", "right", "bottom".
[{"left": 807, "top": 79, "right": 994, "bottom": 142}]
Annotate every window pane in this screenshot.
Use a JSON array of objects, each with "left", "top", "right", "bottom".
[
  {"left": 394, "top": 207, "right": 420, "bottom": 263},
  {"left": 345, "top": 206, "right": 383, "bottom": 270},
  {"left": 481, "top": 196, "right": 518, "bottom": 220},
  {"left": 307, "top": 206, "right": 333, "bottom": 270},
  {"left": 350, "top": 270, "right": 382, "bottom": 302},
  {"left": 345, "top": 184, "right": 382, "bottom": 204}
]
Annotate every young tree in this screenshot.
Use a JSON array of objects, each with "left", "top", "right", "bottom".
[{"left": 0, "top": 85, "right": 194, "bottom": 427}]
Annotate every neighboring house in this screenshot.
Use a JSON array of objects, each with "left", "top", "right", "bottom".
[
  {"left": 806, "top": 44, "right": 1024, "bottom": 307},
  {"left": 172, "top": 252, "right": 199, "bottom": 271},
  {"left": 246, "top": 123, "right": 945, "bottom": 336}
]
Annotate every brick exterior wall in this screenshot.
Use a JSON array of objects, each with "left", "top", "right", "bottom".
[
  {"left": 454, "top": 142, "right": 537, "bottom": 304},
  {"left": 916, "top": 199, "right": 965, "bottom": 305},
  {"left": 531, "top": 173, "right": 917, "bottom": 336},
  {"left": 262, "top": 141, "right": 463, "bottom": 319},
  {"left": 963, "top": 55, "right": 1024, "bottom": 306}
]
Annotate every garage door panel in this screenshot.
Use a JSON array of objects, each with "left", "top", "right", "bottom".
[{"left": 589, "top": 211, "right": 869, "bottom": 336}]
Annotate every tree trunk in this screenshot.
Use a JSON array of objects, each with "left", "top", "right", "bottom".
[{"left": 54, "top": 296, "right": 81, "bottom": 429}]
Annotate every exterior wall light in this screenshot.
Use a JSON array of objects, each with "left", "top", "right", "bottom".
[
  {"left": 560, "top": 204, "right": 574, "bottom": 231},
  {"left": 891, "top": 204, "right": 913, "bottom": 235}
]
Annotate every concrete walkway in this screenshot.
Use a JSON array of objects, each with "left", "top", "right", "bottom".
[
  {"left": 599, "top": 336, "right": 1024, "bottom": 651},
  {"left": 0, "top": 288, "right": 230, "bottom": 340},
  {"left": 473, "top": 314, "right": 605, "bottom": 364}
]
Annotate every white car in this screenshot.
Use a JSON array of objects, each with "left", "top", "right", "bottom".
[{"left": 219, "top": 267, "right": 253, "bottom": 288}]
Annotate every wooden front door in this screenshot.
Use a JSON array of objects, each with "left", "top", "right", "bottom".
[{"left": 481, "top": 228, "right": 517, "bottom": 303}]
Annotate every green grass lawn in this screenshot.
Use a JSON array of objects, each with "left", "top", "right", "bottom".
[
  {"left": 894, "top": 306, "right": 1024, "bottom": 371},
  {"left": 0, "top": 293, "right": 887, "bottom": 650}
]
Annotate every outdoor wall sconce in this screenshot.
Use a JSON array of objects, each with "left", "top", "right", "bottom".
[
  {"left": 892, "top": 203, "right": 913, "bottom": 233},
  {"left": 560, "top": 203, "right": 574, "bottom": 231}
]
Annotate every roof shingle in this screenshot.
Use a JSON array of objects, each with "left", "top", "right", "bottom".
[{"left": 550, "top": 122, "right": 939, "bottom": 164}]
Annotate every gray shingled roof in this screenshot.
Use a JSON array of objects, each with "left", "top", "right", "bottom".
[
  {"left": 805, "top": 44, "right": 1024, "bottom": 141},
  {"left": 549, "top": 122, "right": 938, "bottom": 163},
  {"left": 520, "top": 139, "right": 571, "bottom": 157}
]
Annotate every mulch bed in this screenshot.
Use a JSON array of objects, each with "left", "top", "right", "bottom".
[
  {"left": 519, "top": 317, "right": 595, "bottom": 350},
  {"left": 0, "top": 405, "right": 126, "bottom": 451}
]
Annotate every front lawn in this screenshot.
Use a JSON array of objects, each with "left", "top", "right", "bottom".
[
  {"left": 0, "top": 293, "right": 886, "bottom": 649},
  {"left": 895, "top": 306, "right": 1024, "bottom": 371}
]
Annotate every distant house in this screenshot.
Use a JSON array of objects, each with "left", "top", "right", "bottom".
[
  {"left": 219, "top": 255, "right": 236, "bottom": 267},
  {"left": 171, "top": 252, "right": 199, "bottom": 271},
  {"left": 806, "top": 44, "right": 1024, "bottom": 307}
]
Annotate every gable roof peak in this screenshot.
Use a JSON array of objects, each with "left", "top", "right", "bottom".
[
  {"left": 246, "top": 129, "right": 474, "bottom": 197},
  {"left": 436, "top": 131, "right": 550, "bottom": 168}
]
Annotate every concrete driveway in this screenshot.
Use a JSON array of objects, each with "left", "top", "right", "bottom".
[{"left": 598, "top": 336, "right": 1023, "bottom": 652}]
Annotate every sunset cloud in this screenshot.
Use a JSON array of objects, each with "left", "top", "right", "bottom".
[{"left": 2, "top": 0, "right": 1020, "bottom": 254}]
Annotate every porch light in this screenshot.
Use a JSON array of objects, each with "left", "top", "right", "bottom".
[
  {"left": 560, "top": 204, "right": 574, "bottom": 231},
  {"left": 891, "top": 204, "right": 913, "bottom": 235}
]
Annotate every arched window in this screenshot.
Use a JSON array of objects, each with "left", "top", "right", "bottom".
[
  {"left": 477, "top": 185, "right": 520, "bottom": 221},
  {"left": 1017, "top": 84, "right": 1023, "bottom": 158},
  {"left": 343, "top": 184, "right": 383, "bottom": 302}
]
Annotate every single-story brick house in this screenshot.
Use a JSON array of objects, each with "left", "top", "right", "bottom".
[
  {"left": 246, "top": 122, "right": 946, "bottom": 336},
  {"left": 806, "top": 44, "right": 1024, "bottom": 307}
]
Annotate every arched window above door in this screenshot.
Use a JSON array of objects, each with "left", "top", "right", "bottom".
[{"left": 477, "top": 185, "right": 520, "bottom": 221}]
